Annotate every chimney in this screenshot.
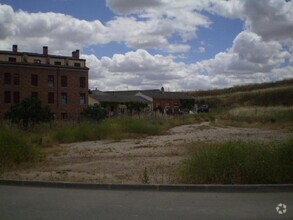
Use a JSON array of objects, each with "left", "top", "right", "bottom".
[
  {"left": 72, "top": 49, "right": 80, "bottom": 59},
  {"left": 12, "top": 45, "right": 18, "bottom": 52},
  {"left": 43, "top": 46, "right": 48, "bottom": 55}
]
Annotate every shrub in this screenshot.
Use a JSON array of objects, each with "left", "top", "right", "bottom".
[{"left": 180, "top": 140, "right": 293, "bottom": 184}]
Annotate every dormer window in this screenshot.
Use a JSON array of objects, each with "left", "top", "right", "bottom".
[
  {"left": 54, "top": 61, "right": 61, "bottom": 65},
  {"left": 74, "top": 62, "right": 81, "bottom": 67}
]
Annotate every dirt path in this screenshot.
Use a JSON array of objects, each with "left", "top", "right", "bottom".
[{"left": 1, "top": 122, "right": 289, "bottom": 184}]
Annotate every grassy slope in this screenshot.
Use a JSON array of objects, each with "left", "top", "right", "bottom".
[{"left": 188, "top": 78, "right": 293, "bottom": 108}]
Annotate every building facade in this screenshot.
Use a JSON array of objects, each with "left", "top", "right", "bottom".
[
  {"left": 102, "top": 88, "right": 195, "bottom": 114},
  {"left": 0, "top": 45, "right": 89, "bottom": 120}
]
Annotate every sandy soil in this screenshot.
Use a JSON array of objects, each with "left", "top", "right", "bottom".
[{"left": 1, "top": 122, "right": 289, "bottom": 184}]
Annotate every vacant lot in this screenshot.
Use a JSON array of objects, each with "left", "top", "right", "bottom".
[{"left": 1, "top": 122, "right": 290, "bottom": 184}]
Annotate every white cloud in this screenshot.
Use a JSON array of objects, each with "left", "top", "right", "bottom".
[
  {"left": 192, "top": 31, "right": 290, "bottom": 85},
  {"left": 198, "top": 47, "right": 205, "bottom": 53},
  {"left": 1, "top": 1, "right": 292, "bottom": 91},
  {"left": 0, "top": 2, "right": 211, "bottom": 54},
  {"left": 83, "top": 41, "right": 290, "bottom": 91},
  {"left": 205, "top": 0, "right": 293, "bottom": 41},
  {"left": 0, "top": 4, "right": 107, "bottom": 54}
]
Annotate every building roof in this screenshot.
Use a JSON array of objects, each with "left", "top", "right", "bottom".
[
  {"left": 0, "top": 50, "right": 85, "bottom": 61},
  {"left": 104, "top": 90, "right": 159, "bottom": 96},
  {"left": 89, "top": 93, "right": 151, "bottom": 104},
  {"left": 103, "top": 89, "right": 194, "bottom": 100},
  {"left": 138, "top": 91, "right": 194, "bottom": 100}
]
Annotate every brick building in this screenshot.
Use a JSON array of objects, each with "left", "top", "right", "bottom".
[
  {"left": 0, "top": 45, "right": 89, "bottom": 120},
  {"left": 104, "top": 88, "right": 195, "bottom": 114}
]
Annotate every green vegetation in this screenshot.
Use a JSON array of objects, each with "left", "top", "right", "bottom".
[
  {"left": 189, "top": 79, "right": 293, "bottom": 108},
  {"left": 0, "top": 114, "right": 214, "bottom": 168},
  {"left": 141, "top": 167, "right": 150, "bottom": 184},
  {"left": 221, "top": 106, "right": 293, "bottom": 125},
  {"left": 0, "top": 129, "right": 38, "bottom": 169},
  {"left": 80, "top": 104, "right": 107, "bottom": 121},
  {"left": 180, "top": 139, "right": 293, "bottom": 184},
  {"left": 5, "top": 97, "right": 53, "bottom": 129}
]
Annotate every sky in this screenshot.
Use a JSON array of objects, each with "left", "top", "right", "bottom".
[{"left": 0, "top": 0, "right": 292, "bottom": 91}]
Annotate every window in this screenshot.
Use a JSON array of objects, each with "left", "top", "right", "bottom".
[
  {"left": 31, "top": 74, "right": 38, "bottom": 86},
  {"left": 54, "top": 61, "right": 61, "bottom": 65},
  {"left": 13, "top": 73, "right": 20, "bottom": 85},
  {"left": 4, "top": 73, "right": 11, "bottom": 85},
  {"left": 13, "top": 91, "right": 20, "bottom": 103},
  {"left": 74, "top": 62, "right": 81, "bottom": 67},
  {"left": 80, "top": 77, "right": 86, "bottom": 88},
  {"left": 48, "top": 75, "right": 54, "bottom": 87},
  {"left": 4, "top": 91, "right": 11, "bottom": 103},
  {"left": 48, "top": 92, "right": 54, "bottom": 104},
  {"left": 61, "top": 93, "right": 68, "bottom": 105},
  {"left": 80, "top": 93, "right": 86, "bottom": 105},
  {"left": 61, "top": 112, "right": 68, "bottom": 120},
  {"left": 31, "top": 92, "right": 38, "bottom": 99},
  {"left": 61, "top": 76, "right": 67, "bottom": 87},
  {"left": 8, "top": 57, "right": 16, "bottom": 62}
]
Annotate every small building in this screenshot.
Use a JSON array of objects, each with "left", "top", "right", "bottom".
[
  {"left": 0, "top": 45, "right": 89, "bottom": 120},
  {"left": 89, "top": 91, "right": 151, "bottom": 116},
  {"left": 101, "top": 88, "right": 195, "bottom": 114}
]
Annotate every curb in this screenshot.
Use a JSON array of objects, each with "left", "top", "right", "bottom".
[{"left": 1, "top": 179, "right": 293, "bottom": 192}]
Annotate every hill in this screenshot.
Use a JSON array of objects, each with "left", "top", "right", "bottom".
[{"left": 188, "top": 78, "right": 293, "bottom": 108}]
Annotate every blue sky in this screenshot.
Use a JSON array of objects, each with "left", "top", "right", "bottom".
[{"left": 0, "top": 0, "right": 292, "bottom": 90}]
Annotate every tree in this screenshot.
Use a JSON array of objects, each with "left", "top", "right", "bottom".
[
  {"left": 126, "top": 102, "right": 148, "bottom": 115},
  {"left": 80, "top": 104, "right": 107, "bottom": 121},
  {"left": 5, "top": 97, "right": 53, "bottom": 129},
  {"left": 180, "top": 99, "right": 195, "bottom": 110}
]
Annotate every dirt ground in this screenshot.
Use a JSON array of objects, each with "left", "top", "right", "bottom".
[{"left": 1, "top": 122, "right": 290, "bottom": 184}]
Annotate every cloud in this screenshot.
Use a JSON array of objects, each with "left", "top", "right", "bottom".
[
  {"left": 83, "top": 38, "right": 290, "bottom": 91},
  {"left": 0, "top": 2, "right": 211, "bottom": 54},
  {"left": 198, "top": 47, "right": 205, "bottom": 53},
  {"left": 206, "top": 0, "right": 293, "bottom": 41},
  {"left": 193, "top": 31, "right": 290, "bottom": 83},
  {"left": 0, "top": 4, "right": 106, "bottom": 54},
  {"left": 1, "top": 1, "right": 292, "bottom": 91},
  {"left": 106, "top": 0, "right": 164, "bottom": 14}
]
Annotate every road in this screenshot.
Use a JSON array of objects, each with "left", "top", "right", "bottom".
[{"left": 0, "top": 185, "right": 292, "bottom": 220}]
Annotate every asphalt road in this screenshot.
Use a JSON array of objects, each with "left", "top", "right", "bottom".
[{"left": 0, "top": 185, "right": 292, "bottom": 220}]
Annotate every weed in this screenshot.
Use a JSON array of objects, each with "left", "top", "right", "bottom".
[
  {"left": 141, "top": 167, "right": 150, "bottom": 184},
  {"left": 0, "top": 129, "right": 38, "bottom": 169},
  {"left": 180, "top": 139, "right": 293, "bottom": 184}
]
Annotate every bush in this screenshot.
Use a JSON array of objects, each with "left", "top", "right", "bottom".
[
  {"left": 0, "top": 129, "right": 38, "bottom": 169},
  {"left": 180, "top": 140, "right": 293, "bottom": 184},
  {"left": 80, "top": 104, "right": 107, "bottom": 121}
]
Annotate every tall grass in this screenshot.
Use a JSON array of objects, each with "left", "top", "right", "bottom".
[
  {"left": 194, "top": 86, "right": 293, "bottom": 108},
  {"left": 52, "top": 114, "right": 216, "bottom": 143},
  {"left": 0, "top": 114, "right": 216, "bottom": 167},
  {"left": 0, "top": 129, "right": 38, "bottom": 169},
  {"left": 222, "top": 106, "right": 293, "bottom": 124},
  {"left": 180, "top": 139, "right": 293, "bottom": 184},
  {"left": 52, "top": 117, "right": 167, "bottom": 143}
]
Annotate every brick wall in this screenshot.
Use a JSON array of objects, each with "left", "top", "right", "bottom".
[{"left": 0, "top": 64, "right": 88, "bottom": 120}]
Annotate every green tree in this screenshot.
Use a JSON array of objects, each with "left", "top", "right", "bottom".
[
  {"left": 5, "top": 97, "right": 53, "bottom": 129},
  {"left": 80, "top": 104, "right": 107, "bottom": 121}
]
